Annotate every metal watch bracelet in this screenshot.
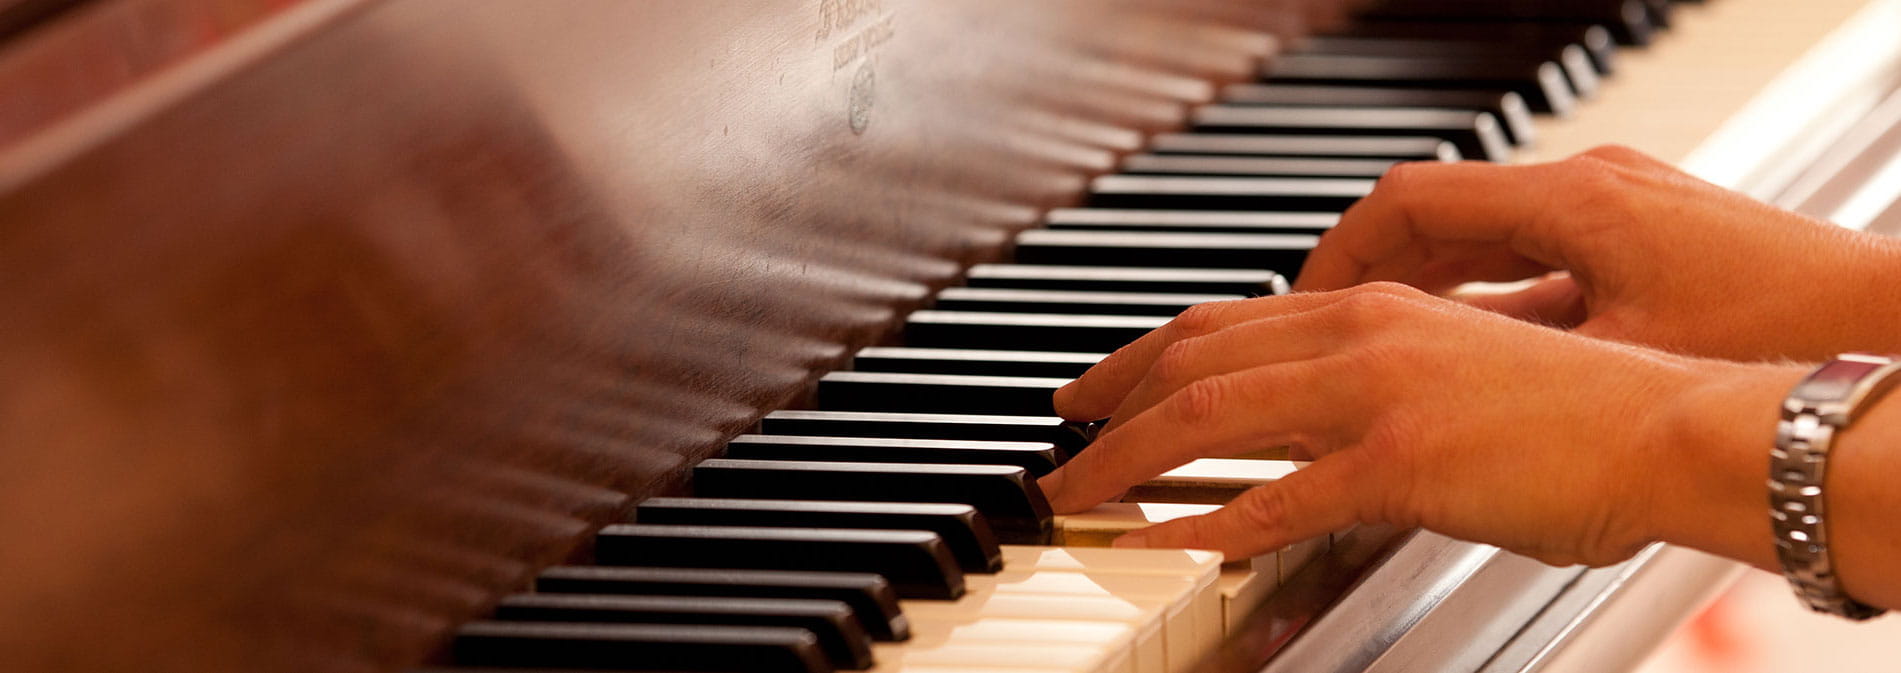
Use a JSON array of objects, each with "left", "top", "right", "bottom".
[{"left": 1771, "top": 353, "right": 1900, "bottom": 620}]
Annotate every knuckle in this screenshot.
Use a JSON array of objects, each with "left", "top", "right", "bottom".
[
  {"left": 1169, "top": 302, "right": 1227, "bottom": 339},
  {"left": 1179, "top": 512, "right": 1226, "bottom": 546},
  {"left": 1550, "top": 157, "right": 1642, "bottom": 239},
  {"left": 1579, "top": 143, "right": 1644, "bottom": 164},
  {"left": 1326, "top": 288, "right": 1405, "bottom": 331},
  {"left": 1234, "top": 485, "right": 1293, "bottom": 531},
  {"left": 1352, "top": 280, "right": 1425, "bottom": 300},
  {"left": 1558, "top": 155, "right": 1629, "bottom": 198},
  {"left": 1151, "top": 338, "right": 1202, "bottom": 386},
  {"left": 1375, "top": 160, "right": 1432, "bottom": 193},
  {"left": 1169, "top": 375, "right": 1230, "bottom": 426}
]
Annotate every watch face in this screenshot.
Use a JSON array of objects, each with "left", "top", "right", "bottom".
[{"left": 1795, "top": 360, "right": 1886, "bottom": 403}]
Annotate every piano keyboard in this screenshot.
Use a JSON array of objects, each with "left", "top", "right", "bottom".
[{"left": 431, "top": 3, "right": 1730, "bottom": 672}]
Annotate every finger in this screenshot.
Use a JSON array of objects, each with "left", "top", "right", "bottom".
[
  {"left": 1104, "top": 298, "right": 1373, "bottom": 432},
  {"left": 1578, "top": 144, "right": 1671, "bottom": 171},
  {"left": 1112, "top": 452, "right": 1381, "bottom": 559},
  {"left": 1391, "top": 240, "right": 1558, "bottom": 295},
  {"left": 1054, "top": 285, "right": 1416, "bottom": 421},
  {"left": 1053, "top": 292, "right": 1343, "bottom": 421},
  {"left": 1292, "top": 159, "right": 1586, "bottom": 293},
  {"left": 1454, "top": 273, "right": 1587, "bottom": 327},
  {"left": 1041, "top": 357, "right": 1368, "bottom": 513}
]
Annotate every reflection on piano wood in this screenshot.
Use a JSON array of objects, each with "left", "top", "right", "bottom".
[{"left": 1, "top": 0, "right": 1897, "bottom": 672}]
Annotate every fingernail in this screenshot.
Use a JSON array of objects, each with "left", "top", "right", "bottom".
[{"left": 1112, "top": 530, "right": 1150, "bottom": 549}]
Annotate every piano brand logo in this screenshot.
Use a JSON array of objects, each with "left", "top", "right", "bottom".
[
  {"left": 815, "top": 0, "right": 885, "bottom": 41},
  {"left": 829, "top": 15, "right": 894, "bottom": 72}
]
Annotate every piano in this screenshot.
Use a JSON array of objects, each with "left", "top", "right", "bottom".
[{"left": 3, "top": 0, "right": 1899, "bottom": 671}]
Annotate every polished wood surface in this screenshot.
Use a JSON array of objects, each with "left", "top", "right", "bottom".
[{"left": 0, "top": 1, "right": 1352, "bottom": 670}]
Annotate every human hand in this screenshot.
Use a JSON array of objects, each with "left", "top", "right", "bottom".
[
  {"left": 1039, "top": 283, "right": 1794, "bottom": 567},
  {"left": 1294, "top": 145, "right": 1901, "bottom": 361}
]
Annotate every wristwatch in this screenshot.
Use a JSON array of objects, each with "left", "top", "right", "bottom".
[{"left": 1771, "top": 353, "right": 1899, "bottom": 620}]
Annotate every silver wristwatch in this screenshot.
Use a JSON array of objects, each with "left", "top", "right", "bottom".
[{"left": 1772, "top": 353, "right": 1900, "bottom": 620}]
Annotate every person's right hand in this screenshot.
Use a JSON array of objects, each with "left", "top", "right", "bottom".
[{"left": 1294, "top": 145, "right": 1901, "bottom": 361}]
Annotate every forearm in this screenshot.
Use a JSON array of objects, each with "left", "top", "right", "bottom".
[{"left": 1654, "top": 361, "right": 1901, "bottom": 610}]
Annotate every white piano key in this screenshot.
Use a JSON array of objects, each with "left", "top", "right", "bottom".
[
  {"left": 994, "top": 545, "right": 1225, "bottom": 669},
  {"left": 1051, "top": 502, "right": 1256, "bottom": 645},
  {"left": 907, "top": 617, "right": 1136, "bottom": 651},
  {"left": 1276, "top": 536, "right": 1327, "bottom": 586},
  {"left": 1054, "top": 502, "right": 1221, "bottom": 548},
  {"left": 878, "top": 668, "right": 1104, "bottom": 673},
  {"left": 997, "top": 545, "right": 1223, "bottom": 577},
  {"left": 895, "top": 619, "right": 1141, "bottom": 673},
  {"left": 1216, "top": 566, "right": 1277, "bottom": 634},
  {"left": 898, "top": 594, "right": 1165, "bottom": 673},
  {"left": 1124, "top": 458, "right": 1305, "bottom": 505},
  {"left": 967, "top": 570, "right": 1204, "bottom": 673},
  {"left": 869, "top": 640, "right": 1126, "bottom": 673},
  {"left": 1123, "top": 460, "right": 1330, "bottom": 585},
  {"left": 1045, "top": 495, "right": 1334, "bottom": 636}
]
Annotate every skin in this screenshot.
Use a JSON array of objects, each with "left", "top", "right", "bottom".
[{"left": 1039, "top": 146, "right": 1901, "bottom": 610}]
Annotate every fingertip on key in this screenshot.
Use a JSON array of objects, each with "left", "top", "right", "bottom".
[
  {"left": 1051, "top": 382, "right": 1077, "bottom": 415},
  {"left": 1036, "top": 468, "right": 1067, "bottom": 508},
  {"left": 1110, "top": 530, "right": 1150, "bottom": 549}
]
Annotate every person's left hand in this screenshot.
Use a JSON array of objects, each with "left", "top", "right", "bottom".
[{"left": 1038, "top": 282, "right": 1782, "bottom": 567}]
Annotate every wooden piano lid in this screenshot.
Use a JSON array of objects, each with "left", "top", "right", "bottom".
[{"left": 0, "top": 1, "right": 1341, "bottom": 670}]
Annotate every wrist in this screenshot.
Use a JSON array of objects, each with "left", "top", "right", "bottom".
[
  {"left": 1805, "top": 358, "right": 1901, "bottom": 610},
  {"left": 1830, "top": 233, "right": 1901, "bottom": 353},
  {"left": 1647, "top": 361, "right": 1807, "bottom": 570}
]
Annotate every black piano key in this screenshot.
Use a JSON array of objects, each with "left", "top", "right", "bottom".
[
  {"left": 693, "top": 458, "right": 1053, "bottom": 545},
  {"left": 1340, "top": 20, "right": 1616, "bottom": 74},
  {"left": 1263, "top": 53, "right": 1576, "bottom": 116},
  {"left": 596, "top": 524, "right": 966, "bottom": 600},
  {"left": 637, "top": 497, "right": 1003, "bottom": 574},
  {"left": 1121, "top": 153, "right": 1395, "bottom": 178},
  {"left": 725, "top": 433, "right": 1062, "bottom": 477},
  {"left": 452, "top": 621, "right": 831, "bottom": 673},
  {"left": 1219, "top": 84, "right": 1535, "bottom": 145},
  {"left": 1044, "top": 208, "right": 1336, "bottom": 234},
  {"left": 1357, "top": 0, "right": 1658, "bottom": 45},
  {"left": 536, "top": 566, "right": 909, "bottom": 642},
  {"left": 1190, "top": 105, "right": 1512, "bottom": 161},
  {"left": 760, "top": 409, "right": 1093, "bottom": 454},
  {"left": 1643, "top": 0, "right": 1673, "bottom": 26},
  {"left": 817, "top": 370, "right": 1066, "bottom": 416},
  {"left": 934, "top": 287, "right": 1238, "bottom": 317},
  {"left": 964, "top": 264, "right": 1288, "bottom": 295},
  {"left": 1292, "top": 36, "right": 1600, "bottom": 99},
  {"left": 848, "top": 346, "right": 1103, "bottom": 378},
  {"left": 903, "top": 311, "right": 1167, "bottom": 353},
  {"left": 491, "top": 593, "right": 873, "bottom": 671},
  {"left": 1149, "top": 132, "right": 1461, "bottom": 160},
  {"left": 1013, "top": 229, "right": 1315, "bottom": 270}
]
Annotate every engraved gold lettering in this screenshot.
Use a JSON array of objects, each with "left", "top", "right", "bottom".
[
  {"left": 816, "top": 0, "right": 885, "bottom": 42},
  {"left": 831, "top": 15, "right": 896, "bottom": 71}
]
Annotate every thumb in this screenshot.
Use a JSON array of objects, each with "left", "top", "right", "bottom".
[
  {"left": 1114, "top": 453, "right": 1377, "bottom": 560},
  {"left": 1455, "top": 273, "right": 1586, "bottom": 328}
]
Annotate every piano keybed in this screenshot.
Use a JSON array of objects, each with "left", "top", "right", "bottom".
[{"left": 425, "top": 3, "right": 1723, "bottom": 672}]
